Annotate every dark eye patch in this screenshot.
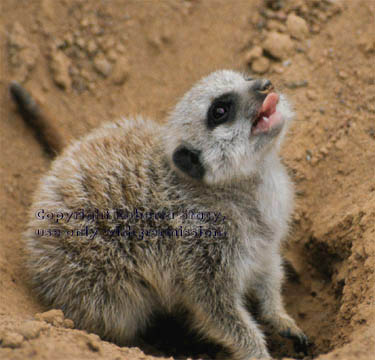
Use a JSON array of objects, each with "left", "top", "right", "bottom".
[
  {"left": 172, "top": 145, "right": 205, "bottom": 180},
  {"left": 206, "top": 92, "right": 238, "bottom": 130}
]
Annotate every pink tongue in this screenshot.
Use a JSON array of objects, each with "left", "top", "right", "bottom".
[
  {"left": 252, "top": 92, "right": 282, "bottom": 134},
  {"left": 254, "top": 112, "right": 283, "bottom": 133},
  {"left": 261, "top": 93, "right": 279, "bottom": 115}
]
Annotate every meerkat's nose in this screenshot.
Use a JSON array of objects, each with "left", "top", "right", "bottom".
[{"left": 253, "top": 80, "right": 274, "bottom": 95}]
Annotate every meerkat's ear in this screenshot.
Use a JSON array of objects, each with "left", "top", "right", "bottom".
[{"left": 172, "top": 145, "right": 205, "bottom": 180}]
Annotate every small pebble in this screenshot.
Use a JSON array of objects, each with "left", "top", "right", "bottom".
[
  {"left": 306, "top": 89, "right": 317, "bottom": 100},
  {"left": 251, "top": 56, "right": 270, "bottom": 74},
  {"left": 318, "top": 12, "right": 327, "bottom": 23},
  {"left": 35, "top": 309, "right": 64, "bottom": 326},
  {"left": 80, "top": 68, "right": 92, "bottom": 81},
  {"left": 286, "top": 13, "right": 309, "bottom": 40},
  {"left": 263, "top": 32, "right": 294, "bottom": 60},
  {"left": 63, "top": 319, "right": 75, "bottom": 329},
  {"left": 101, "top": 37, "right": 116, "bottom": 52},
  {"left": 18, "top": 320, "right": 48, "bottom": 340},
  {"left": 49, "top": 51, "right": 71, "bottom": 90},
  {"left": 358, "top": 38, "right": 375, "bottom": 54},
  {"left": 75, "top": 37, "right": 86, "bottom": 49},
  {"left": 93, "top": 55, "right": 113, "bottom": 77},
  {"left": 335, "top": 137, "right": 348, "bottom": 150},
  {"left": 275, "top": 11, "right": 287, "bottom": 21},
  {"left": 261, "top": 8, "right": 276, "bottom": 19},
  {"left": 266, "top": 19, "right": 286, "bottom": 33},
  {"left": 80, "top": 17, "right": 90, "bottom": 28},
  {"left": 306, "top": 150, "right": 312, "bottom": 162},
  {"left": 87, "top": 39, "right": 98, "bottom": 55},
  {"left": 319, "top": 147, "right": 329, "bottom": 156},
  {"left": 0, "top": 331, "right": 24, "bottom": 348},
  {"left": 64, "top": 33, "right": 74, "bottom": 46},
  {"left": 107, "top": 49, "right": 118, "bottom": 62},
  {"left": 285, "top": 80, "right": 308, "bottom": 89},
  {"left": 116, "top": 43, "right": 126, "bottom": 54},
  {"left": 338, "top": 71, "right": 348, "bottom": 80},
  {"left": 112, "top": 56, "right": 130, "bottom": 85},
  {"left": 245, "top": 46, "right": 263, "bottom": 63}
]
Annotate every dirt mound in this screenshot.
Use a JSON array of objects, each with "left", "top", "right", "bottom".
[{"left": 0, "top": 0, "right": 374, "bottom": 359}]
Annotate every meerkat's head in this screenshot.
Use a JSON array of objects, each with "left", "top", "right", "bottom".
[{"left": 164, "top": 70, "right": 294, "bottom": 185}]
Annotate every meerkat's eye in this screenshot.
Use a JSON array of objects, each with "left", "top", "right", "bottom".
[
  {"left": 212, "top": 102, "right": 230, "bottom": 122},
  {"left": 207, "top": 92, "right": 238, "bottom": 129}
]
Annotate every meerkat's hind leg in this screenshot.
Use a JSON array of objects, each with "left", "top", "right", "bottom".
[
  {"left": 75, "top": 282, "right": 160, "bottom": 346},
  {"left": 9, "top": 81, "right": 65, "bottom": 156}
]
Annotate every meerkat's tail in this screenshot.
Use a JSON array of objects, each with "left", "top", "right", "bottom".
[{"left": 9, "top": 81, "right": 65, "bottom": 157}]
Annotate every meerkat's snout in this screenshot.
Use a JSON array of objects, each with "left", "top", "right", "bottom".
[
  {"left": 253, "top": 79, "right": 274, "bottom": 95},
  {"left": 248, "top": 78, "right": 285, "bottom": 137}
]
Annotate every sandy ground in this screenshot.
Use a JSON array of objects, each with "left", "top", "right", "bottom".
[{"left": 0, "top": 0, "right": 374, "bottom": 359}]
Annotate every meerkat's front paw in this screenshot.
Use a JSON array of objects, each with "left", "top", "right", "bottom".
[
  {"left": 268, "top": 313, "right": 309, "bottom": 354},
  {"left": 280, "top": 327, "right": 309, "bottom": 355}
]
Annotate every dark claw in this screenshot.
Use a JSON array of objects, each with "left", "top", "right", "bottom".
[
  {"left": 279, "top": 328, "right": 292, "bottom": 339},
  {"left": 293, "top": 333, "right": 309, "bottom": 355},
  {"left": 279, "top": 328, "right": 310, "bottom": 355}
]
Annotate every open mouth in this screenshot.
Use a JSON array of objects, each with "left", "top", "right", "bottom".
[{"left": 251, "top": 92, "right": 283, "bottom": 135}]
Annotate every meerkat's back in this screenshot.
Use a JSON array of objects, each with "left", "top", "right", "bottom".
[{"left": 24, "top": 116, "right": 170, "bottom": 342}]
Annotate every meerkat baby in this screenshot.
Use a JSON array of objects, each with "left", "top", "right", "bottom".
[{"left": 21, "top": 70, "right": 308, "bottom": 360}]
